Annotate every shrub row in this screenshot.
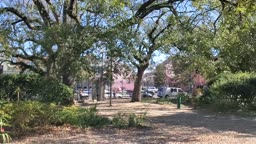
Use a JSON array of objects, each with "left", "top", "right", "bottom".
[
  {"left": 200, "top": 72, "right": 256, "bottom": 112},
  {"left": 0, "top": 74, "right": 73, "bottom": 105},
  {"left": 0, "top": 101, "right": 110, "bottom": 132},
  {"left": 0, "top": 100, "right": 147, "bottom": 135}
]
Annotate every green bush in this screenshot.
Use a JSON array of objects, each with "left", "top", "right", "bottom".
[
  {"left": 0, "top": 74, "right": 73, "bottom": 105},
  {"left": 1, "top": 101, "right": 60, "bottom": 131},
  {"left": 112, "top": 113, "right": 128, "bottom": 128},
  {"left": 78, "top": 106, "right": 110, "bottom": 128},
  {"left": 201, "top": 72, "right": 256, "bottom": 112},
  {"left": 1, "top": 101, "right": 110, "bottom": 132},
  {"left": 128, "top": 113, "right": 146, "bottom": 127},
  {"left": 56, "top": 105, "right": 110, "bottom": 128},
  {"left": 112, "top": 113, "right": 147, "bottom": 128}
]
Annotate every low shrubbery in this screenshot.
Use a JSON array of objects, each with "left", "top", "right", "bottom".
[
  {"left": 0, "top": 74, "right": 73, "bottom": 105},
  {"left": 112, "top": 112, "right": 147, "bottom": 128},
  {"left": 200, "top": 72, "right": 256, "bottom": 112},
  {"left": 56, "top": 105, "right": 110, "bottom": 128},
  {"left": 0, "top": 100, "right": 149, "bottom": 143},
  {"left": 0, "top": 101, "right": 111, "bottom": 134}
]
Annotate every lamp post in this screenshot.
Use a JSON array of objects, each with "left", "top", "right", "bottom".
[
  {"left": 109, "top": 56, "right": 113, "bottom": 106},
  {"left": 120, "top": 80, "right": 123, "bottom": 96}
]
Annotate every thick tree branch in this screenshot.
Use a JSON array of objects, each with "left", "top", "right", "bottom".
[
  {"left": 135, "top": 0, "right": 181, "bottom": 19},
  {"left": 67, "top": 0, "right": 80, "bottom": 24},
  {"left": 0, "top": 7, "right": 41, "bottom": 30},
  {"left": 148, "top": 11, "right": 167, "bottom": 43},
  {"left": 218, "top": 0, "right": 238, "bottom": 7},
  {"left": 33, "top": 0, "right": 52, "bottom": 26},
  {"left": 109, "top": 0, "right": 181, "bottom": 34},
  {"left": 14, "top": 53, "right": 47, "bottom": 64},
  {"left": 63, "top": 0, "right": 68, "bottom": 23},
  {"left": 45, "top": 0, "right": 59, "bottom": 23},
  {"left": 136, "top": 0, "right": 155, "bottom": 17},
  {"left": 10, "top": 60, "right": 45, "bottom": 75}
]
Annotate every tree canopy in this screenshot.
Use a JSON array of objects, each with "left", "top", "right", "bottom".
[{"left": 1, "top": 0, "right": 256, "bottom": 101}]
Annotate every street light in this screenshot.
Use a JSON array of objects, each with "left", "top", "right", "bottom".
[
  {"left": 109, "top": 56, "right": 113, "bottom": 106},
  {"left": 120, "top": 80, "right": 124, "bottom": 96}
]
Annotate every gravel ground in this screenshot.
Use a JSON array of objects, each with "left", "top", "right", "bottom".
[{"left": 13, "top": 99, "right": 256, "bottom": 144}]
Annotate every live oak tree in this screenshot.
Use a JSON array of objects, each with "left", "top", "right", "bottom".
[
  {"left": 0, "top": 0, "right": 187, "bottom": 87},
  {"left": 124, "top": 0, "right": 255, "bottom": 101},
  {"left": 159, "top": 0, "right": 252, "bottom": 75},
  {"left": 0, "top": 0, "right": 127, "bottom": 86},
  {"left": 173, "top": 0, "right": 256, "bottom": 78},
  {"left": 0, "top": 0, "right": 250, "bottom": 101},
  {"left": 213, "top": 0, "right": 256, "bottom": 73}
]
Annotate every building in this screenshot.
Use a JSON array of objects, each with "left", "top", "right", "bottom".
[
  {"left": 112, "top": 75, "right": 134, "bottom": 92},
  {"left": 0, "top": 53, "right": 19, "bottom": 74}
]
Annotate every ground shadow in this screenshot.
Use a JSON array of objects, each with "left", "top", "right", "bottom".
[{"left": 150, "top": 111, "right": 256, "bottom": 136}]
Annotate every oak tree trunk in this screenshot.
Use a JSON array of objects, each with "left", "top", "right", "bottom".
[{"left": 131, "top": 67, "right": 147, "bottom": 102}]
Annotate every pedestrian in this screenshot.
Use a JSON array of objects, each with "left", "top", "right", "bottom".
[{"left": 113, "top": 90, "right": 116, "bottom": 99}]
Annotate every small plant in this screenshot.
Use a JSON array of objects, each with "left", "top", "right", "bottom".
[
  {"left": 112, "top": 113, "right": 128, "bottom": 128},
  {"left": 56, "top": 105, "right": 110, "bottom": 128},
  {"left": 128, "top": 113, "right": 146, "bottom": 127},
  {"left": 0, "top": 116, "right": 12, "bottom": 143},
  {"left": 78, "top": 106, "right": 110, "bottom": 128},
  {"left": 112, "top": 112, "right": 147, "bottom": 128}
]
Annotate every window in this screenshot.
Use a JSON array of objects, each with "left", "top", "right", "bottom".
[{"left": 171, "top": 88, "right": 178, "bottom": 92}]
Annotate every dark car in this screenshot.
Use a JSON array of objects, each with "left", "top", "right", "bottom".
[{"left": 143, "top": 91, "right": 155, "bottom": 97}]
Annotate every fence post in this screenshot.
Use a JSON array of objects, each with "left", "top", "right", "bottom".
[{"left": 177, "top": 96, "right": 181, "bottom": 109}]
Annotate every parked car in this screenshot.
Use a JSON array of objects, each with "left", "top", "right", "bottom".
[
  {"left": 104, "top": 90, "right": 115, "bottom": 98},
  {"left": 157, "top": 87, "right": 187, "bottom": 99},
  {"left": 146, "top": 87, "right": 158, "bottom": 93},
  {"left": 79, "top": 89, "right": 92, "bottom": 101},
  {"left": 141, "top": 87, "right": 146, "bottom": 93},
  {"left": 116, "top": 90, "right": 131, "bottom": 99},
  {"left": 142, "top": 91, "right": 155, "bottom": 97}
]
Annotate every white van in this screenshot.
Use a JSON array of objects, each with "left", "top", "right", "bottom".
[{"left": 157, "top": 87, "right": 187, "bottom": 99}]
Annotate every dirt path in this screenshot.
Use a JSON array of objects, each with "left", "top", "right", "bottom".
[{"left": 14, "top": 99, "right": 256, "bottom": 144}]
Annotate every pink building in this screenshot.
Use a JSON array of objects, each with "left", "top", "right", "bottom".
[
  {"left": 112, "top": 75, "right": 134, "bottom": 92},
  {"left": 162, "top": 59, "right": 206, "bottom": 92}
]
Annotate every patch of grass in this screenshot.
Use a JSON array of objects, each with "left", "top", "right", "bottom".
[
  {"left": 142, "top": 97, "right": 175, "bottom": 105},
  {"left": 142, "top": 96, "right": 192, "bottom": 106},
  {"left": 141, "top": 98, "right": 158, "bottom": 103}
]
